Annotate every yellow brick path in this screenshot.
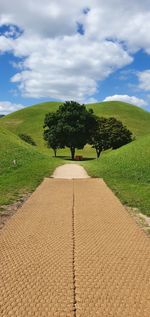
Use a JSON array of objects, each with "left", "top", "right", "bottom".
[{"left": 0, "top": 178, "right": 150, "bottom": 316}]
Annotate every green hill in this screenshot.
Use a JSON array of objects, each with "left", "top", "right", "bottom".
[
  {"left": 1, "top": 101, "right": 150, "bottom": 155},
  {"left": 82, "top": 134, "right": 150, "bottom": 215},
  {"left": 0, "top": 101, "right": 150, "bottom": 215},
  {"left": 88, "top": 101, "right": 150, "bottom": 137},
  {"left": 0, "top": 127, "right": 61, "bottom": 205}
]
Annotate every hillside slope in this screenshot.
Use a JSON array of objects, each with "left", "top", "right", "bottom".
[
  {"left": 88, "top": 101, "right": 150, "bottom": 137},
  {"left": 82, "top": 134, "right": 150, "bottom": 215},
  {"left": 0, "top": 127, "right": 61, "bottom": 205},
  {"left": 1, "top": 101, "right": 150, "bottom": 154},
  {"left": 1, "top": 101, "right": 150, "bottom": 214}
]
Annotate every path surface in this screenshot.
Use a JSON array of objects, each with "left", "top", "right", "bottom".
[
  {"left": 0, "top": 175, "right": 150, "bottom": 316},
  {"left": 52, "top": 163, "right": 90, "bottom": 179}
]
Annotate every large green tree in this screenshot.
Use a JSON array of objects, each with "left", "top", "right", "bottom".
[
  {"left": 91, "top": 117, "right": 133, "bottom": 158},
  {"left": 43, "top": 112, "right": 64, "bottom": 157},
  {"left": 44, "top": 101, "right": 97, "bottom": 160}
]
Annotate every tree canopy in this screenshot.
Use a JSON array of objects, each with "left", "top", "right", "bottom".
[
  {"left": 106, "top": 117, "right": 133, "bottom": 149},
  {"left": 44, "top": 101, "right": 97, "bottom": 159},
  {"left": 90, "top": 117, "right": 110, "bottom": 158},
  {"left": 91, "top": 117, "right": 133, "bottom": 158},
  {"left": 43, "top": 101, "right": 133, "bottom": 159},
  {"left": 44, "top": 112, "right": 64, "bottom": 157}
]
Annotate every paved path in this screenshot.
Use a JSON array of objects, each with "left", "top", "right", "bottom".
[
  {"left": 0, "top": 178, "right": 150, "bottom": 316},
  {"left": 52, "top": 163, "right": 90, "bottom": 179}
]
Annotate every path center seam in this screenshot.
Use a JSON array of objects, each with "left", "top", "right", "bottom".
[{"left": 72, "top": 179, "right": 77, "bottom": 317}]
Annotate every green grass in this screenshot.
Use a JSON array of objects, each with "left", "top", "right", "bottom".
[
  {"left": 0, "top": 126, "right": 62, "bottom": 205},
  {"left": 82, "top": 135, "right": 150, "bottom": 216},
  {"left": 0, "top": 100, "right": 150, "bottom": 216},
  {"left": 88, "top": 101, "right": 150, "bottom": 138},
  {"left": 1, "top": 101, "right": 150, "bottom": 155},
  {"left": 0, "top": 102, "right": 61, "bottom": 154}
]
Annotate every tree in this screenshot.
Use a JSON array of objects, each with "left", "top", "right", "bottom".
[
  {"left": 44, "top": 130, "right": 61, "bottom": 157},
  {"left": 43, "top": 101, "right": 97, "bottom": 160},
  {"left": 56, "top": 101, "right": 97, "bottom": 160},
  {"left": 90, "top": 117, "right": 110, "bottom": 158},
  {"left": 106, "top": 117, "right": 133, "bottom": 149},
  {"left": 43, "top": 112, "right": 64, "bottom": 157},
  {"left": 91, "top": 117, "right": 133, "bottom": 158},
  {"left": 18, "top": 133, "right": 36, "bottom": 146}
]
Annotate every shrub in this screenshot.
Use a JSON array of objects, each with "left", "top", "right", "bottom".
[{"left": 18, "top": 133, "right": 36, "bottom": 146}]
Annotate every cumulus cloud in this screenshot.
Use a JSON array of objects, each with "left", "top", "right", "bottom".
[
  {"left": 82, "top": 1, "right": 150, "bottom": 53},
  {"left": 0, "top": 1, "right": 150, "bottom": 101},
  {"left": 0, "top": 101, "right": 24, "bottom": 114},
  {"left": 103, "top": 95, "right": 147, "bottom": 107},
  {"left": 138, "top": 70, "right": 150, "bottom": 91},
  {"left": 0, "top": 0, "right": 84, "bottom": 37},
  {"left": 10, "top": 35, "right": 132, "bottom": 101}
]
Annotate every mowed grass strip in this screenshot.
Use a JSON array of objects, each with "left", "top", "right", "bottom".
[
  {"left": 0, "top": 127, "right": 62, "bottom": 205},
  {"left": 82, "top": 135, "right": 150, "bottom": 216}
]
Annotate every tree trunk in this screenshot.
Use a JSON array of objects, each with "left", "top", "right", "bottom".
[
  {"left": 70, "top": 147, "right": 75, "bottom": 160},
  {"left": 53, "top": 148, "right": 57, "bottom": 157},
  {"left": 96, "top": 148, "right": 102, "bottom": 158}
]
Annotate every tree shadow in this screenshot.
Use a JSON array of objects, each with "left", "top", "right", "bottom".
[{"left": 55, "top": 155, "right": 96, "bottom": 161}]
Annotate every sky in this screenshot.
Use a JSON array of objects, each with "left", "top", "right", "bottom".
[{"left": 0, "top": 0, "right": 150, "bottom": 114}]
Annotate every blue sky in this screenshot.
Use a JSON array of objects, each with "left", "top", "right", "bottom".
[{"left": 0, "top": 1, "right": 150, "bottom": 114}]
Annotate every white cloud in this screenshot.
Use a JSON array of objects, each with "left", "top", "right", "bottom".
[
  {"left": 0, "top": 101, "right": 24, "bottom": 114},
  {"left": 82, "top": 1, "right": 150, "bottom": 53},
  {"left": 10, "top": 35, "right": 132, "bottom": 101},
  {"left": 0, "top": 35, "right": 14, "bottom": 52},
  {"left": 103, "top": 95, "right": 147, "bottom": 107},
  {"left": 0, "top": 1, "right": 150, "bottom": 101},
  {"left": 138, "top": 70, "right": 150, "bottom": 91},
  {"left": 0, "top": 0, "right": 84, "bottom": 37}
]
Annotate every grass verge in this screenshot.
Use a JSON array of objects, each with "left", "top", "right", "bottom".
[
  {"left": 0, "top": 127, "right": 63, "bottom": 205},
  {"left": 82, "top": 135, "right": 150, "bottom": 216}
]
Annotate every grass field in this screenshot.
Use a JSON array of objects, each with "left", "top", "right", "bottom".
[
  {"left": 0, "top": 127, "right": 62, "bottom": 205},
  {"left": 0, "top": 100, "right": 150, "bottom": 216},
  {"left": 82, "top": 135, "right": 150, "bottom": 216}
]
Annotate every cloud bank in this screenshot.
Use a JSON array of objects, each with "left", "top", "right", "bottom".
[
  {"left": 0, "top": 101, "right": 24, "bottom": 114},
  {"left": 0, "top": 0, "right": 150, "bottom": 104},
  {"left": 103, "top": 95, "right": 147, "bottom": 107}
]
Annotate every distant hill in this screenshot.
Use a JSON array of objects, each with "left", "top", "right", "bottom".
[
  {"left": 0, "top": 115, "right": 4, "bottom": 118},
  {"left": 1, "top": 101, "right": 150, "bottom": 154}
]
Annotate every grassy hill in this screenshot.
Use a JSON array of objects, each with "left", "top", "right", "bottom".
[
  {"left": 0, "top": 100, "right": 150, "bottom": 216},
  {"left": 82, "top": 134, "right": 150, "bottom": 216},
  {"left": 1, "top": 101, "right": 150, "bottom": 155},
  {"left": 0, "top": 126, "right": 61, "bottom": 205},
  {"left": 88, "top": 101, "right": 150, "bottom": 137}
]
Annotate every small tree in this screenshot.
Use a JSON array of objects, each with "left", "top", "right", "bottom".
[
  {"left": 91, "top": 117, "right": 133, "bottom": 158},
  {"left": 44, "top": 113, "right": 64, "bottom": 157},
  {"left": 18, "top": 133, "right": 36, "bottom": 146},
  {"left": 106, "top": 117, "right": 133, "bottom": 149},
  {"left": 90, "top": 117, "right": 110, "bottom": 158}
]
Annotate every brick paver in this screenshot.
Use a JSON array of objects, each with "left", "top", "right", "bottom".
[
  {"left": 0, "top": 179, "right": 74, "bottom": 317},
  {"left": 0, "top": 178, "right": 150, "bottom": 316},
  {"left": 74, "top": 179, "right": 150, "bottom": 317}
]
